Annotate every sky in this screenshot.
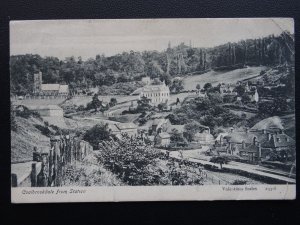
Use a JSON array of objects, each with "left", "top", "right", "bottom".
[{"left": 10, "top": 18, "right": 294, "bottom": 60}]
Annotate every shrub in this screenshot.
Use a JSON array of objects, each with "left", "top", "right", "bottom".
[
  {"left": 231, "top": 179, "right": 247, "bottom": 185},
  {"left": 97, "top": 135, "right": 204, "bottom": 186},
  {"left": 83, "top": 123, "right": 112, "bottom": 149},
  {"left": 34, "top": 124, "right": 52, "bottom": 137},
  {"left": 77, "top": 105, "right": 85, "bottom": 111},
  {"left": 15, "top": 106, "right": 41, "bottom": 119}
]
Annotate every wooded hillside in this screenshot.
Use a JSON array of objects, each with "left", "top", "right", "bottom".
[{"left": 10, "top": 31, "right": 294, "bottom": 95}]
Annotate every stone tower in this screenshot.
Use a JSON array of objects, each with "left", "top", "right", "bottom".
[{"left": 33, "top": 71, "right": 42, "bottom": 93}]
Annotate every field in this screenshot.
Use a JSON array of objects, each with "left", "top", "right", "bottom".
[
  {"left": 11, "top": 97, "right": 66, "bottom": 106},
  {"left": 71, "top": 95, "right": 138, "bottom": 107},
  {"left": 183, "top": 66, "right": 267, "bottom": 90}
]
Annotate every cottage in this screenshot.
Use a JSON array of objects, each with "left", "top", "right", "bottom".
[
  {"left": 151, "top": 118, "right": 171, "bottom": 134},
  {"left": 194, "top": 127, "right": 215, "bottom": 145},
  {"left": 155, "top": 132, "right": 171, "bottom": 147},
  {"left": 140, "top": 83, "right": 170, "bottom": 106},
  {"left": 218, "top": 127, "right": 295, "bottom": 162}
]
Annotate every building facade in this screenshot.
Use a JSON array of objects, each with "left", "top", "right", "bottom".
[
  {"left": 33, "top": 72, "right": 69, "bottom": 96},
  {"left": 140, "top": 83, "right": 170, "bottom": 106}
]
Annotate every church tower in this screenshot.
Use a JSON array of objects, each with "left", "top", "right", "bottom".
[{"left": 33, "top": 71, "right": 42, "bottom": 94}]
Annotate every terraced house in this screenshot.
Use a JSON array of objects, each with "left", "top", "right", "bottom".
[{"left": 216, "top": 127, "right": 295, "bottom": 162}]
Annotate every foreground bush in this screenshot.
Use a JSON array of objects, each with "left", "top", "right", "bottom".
[{"left": 96, "top": 135, "right": 204, "bottom": 186}]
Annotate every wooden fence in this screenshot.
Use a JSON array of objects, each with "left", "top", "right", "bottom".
[{"left": 11, "top": 135, "right": 93, "bottom": 187}]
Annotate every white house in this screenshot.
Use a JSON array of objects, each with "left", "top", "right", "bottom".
[{"left": 140, "top": 83, "right": 170, "bottom": 106}]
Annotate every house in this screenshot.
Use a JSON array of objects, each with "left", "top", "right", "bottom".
[
  {"left": 195, "top": 90, "right": 208, "bottom": 98},
  {"left": 218, "top": 127, "right": 295, "bottom": 162},
  {"left": 107, "top": 122, "right": 138, "bottom": 138},
  {"left": 33, "top": 72, "right": 69, "bottom": 96},
  {"left": 193, "top": 127, "right": 215, "bottom": 145},
  {"left": 140, "top": 83, "right": 170, "bottom": 106},
  {"left": 150, "top": 118, "right": 171, "bottom": 134},
  {"left": 165, "top": 124, "right": 185, "bottom": 134},
  {"left": 219, "top": 83, "right": 237, "bottom": 95},
  {"left": 141, "top": 77, "right": 151, "bottom": 85},
  {"left": 27, "top": 105, "right": 64, "bottom": 117},
  {"left": 155, "top": 132, "right": 171, "bottom": 147}
]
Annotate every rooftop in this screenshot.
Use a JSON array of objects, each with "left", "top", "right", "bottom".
[
  {"left": 41, "top": 84, "right": 60, "bottom": 91},
  {"left": 115, "top": 122, "right": 137, "bottom": 130},
  {"left": 59, "top": 85, "right": 69, "bottom": 93},
  {"left": 142, "top": 84, "right": 169, "bottom": 92},
  {"left": 251, "top": 116, "right": 284, "bottom": 130},
  {"left": 158, "top": 132, "right": 171, "bottom": 139}
]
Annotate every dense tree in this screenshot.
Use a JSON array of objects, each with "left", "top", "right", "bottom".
[
  {"left": 170, "top": 79, "right": 184, "bottom": 94},
  {"left": 83, "top": 123, "right": 111, "bottom": 149},
  {"left": 136, "top": 96, "right": 152, "bottom": 113},
  {"left": 203, "top": 83, "right": 212, "bottom": 91},
  {"left": 10, "top": 31, "right": 294, "bottom": 95}
]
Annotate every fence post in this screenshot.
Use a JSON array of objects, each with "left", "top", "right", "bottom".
[
  {"left": 31, "top": 163, "right": 37, "bottom": 187},
  {"left": 37, "top": 154, "right": 49, "bottom": 187},
  {"left": 11, "top": 174, "right": 18, "bottom": 187},
  {"left": 50, "top": 136, "right": 61, "bottom": 186}
]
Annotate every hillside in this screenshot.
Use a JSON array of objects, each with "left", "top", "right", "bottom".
[
  {"left": 11, "top": 116, "right": 50, "bottom": 163},
  {"left": 183, "top": 66, "right": 267, "bottom": 90}
]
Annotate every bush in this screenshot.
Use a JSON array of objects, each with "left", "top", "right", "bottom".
[
  {"left": 34, "top": 124, "right": 52, "bottom": 137},
  {"left": 15, "top": 106, "right": 41, "bottom": 119},
  {"left": 83, "top": 123, "right": 112, "bottom": 149},
  {"left": 77, "top": 105, "right": 85, "bottom": 111},
  {"left": 97, "top": 135, "right": 204, "bottom": 186}
]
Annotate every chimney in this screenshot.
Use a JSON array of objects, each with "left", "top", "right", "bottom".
[
  {"left": 230, "top": 127, "right": 234, "bottom": 133},
  {"left": 245, "top": 128, "right": 249, "bottom": 133},
  {"left": 286, "top": 137, "right": 289, "bottom": 142},
  {"left": 262, "top": 129, "right": 266, "bottom": 134},
  {"left": 276, "top": 137, "right": 280, "bottom": 142},
  {"left": 280, "top": 129, "right": 285, "bottom": 134}
]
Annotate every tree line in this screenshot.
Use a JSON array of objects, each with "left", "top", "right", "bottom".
[{"left": 10, "top": 31, "right": 294, "bottom": 95}]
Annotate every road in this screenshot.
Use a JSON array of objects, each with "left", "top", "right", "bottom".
[{"left": 162, "top": 149, "right": 296, "bottom": 184}]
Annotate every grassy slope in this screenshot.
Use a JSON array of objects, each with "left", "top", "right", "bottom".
[
  {"left": 183, "top": 66, "right": 267, "bottom": 90},
  {"left": 11, "top": 116, "right": 50, "bottom": 163}
]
